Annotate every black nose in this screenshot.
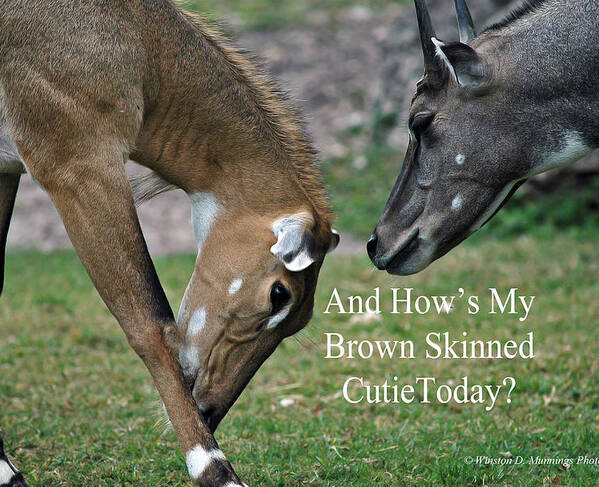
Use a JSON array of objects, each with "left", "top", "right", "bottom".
[{"left": 366, "top": 234, "right": 378, "bottom": 261}]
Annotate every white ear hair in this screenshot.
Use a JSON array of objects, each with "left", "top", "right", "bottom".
[
  {"left": 431, "top": 37, "right": 457, "bottom": 82},
  {"left": 432, "top": 37, "right": 489, "bottom": 89},
  {"left": 271, "top": 214, "right": 317, "bottom": 272},
  {"left": 328, "top": 229, "right": 340, "bottom": 254}
]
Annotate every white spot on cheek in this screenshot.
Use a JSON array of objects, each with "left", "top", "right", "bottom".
[
  {"left": 455, "top": 154, "right": 465, "bottom": 165},
  {"left": 228, "top": 278, "right": 243, "bottom": 295},
  {"left": 179, "top": 346, "right": 200, "bottom": 377},
  {"left": 266, "top": 305, "right": 291, "bottom": 330},
  {"left": 223, "top": 483, "right": 247, "bottom": 487},
  {"left": 0, "top": 460, "right": 16, "bottom": 484},
  {"left": 187, "top": 307, "right": 206, "bottom": 337},
  {"left": 451, "top": 194, "right": 463, "bottom": 211},
  {"left": 190, "top": 192, "right": 222, "bottom": 255},
  {"left": 186, "top": 445, "right": 227, "bottom": 479}
]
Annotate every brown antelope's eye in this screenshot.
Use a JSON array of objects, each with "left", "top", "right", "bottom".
[
  {"left": 270, "top": 282, "right": 290, "bottom": 314},
  {"left": 409, "top": 112, "right": 435, "bottom": 135}
]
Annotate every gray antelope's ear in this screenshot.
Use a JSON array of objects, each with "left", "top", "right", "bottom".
[
  {"left": 431, "top": 39, "right": 490, "bottom": 89},
  {"left": 271, "top": 215, "right": 318, "bottom": 272}
]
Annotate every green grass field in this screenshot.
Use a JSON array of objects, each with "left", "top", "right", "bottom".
[{"left": 1, "top": 232, "right": 598, "bottom": 486}]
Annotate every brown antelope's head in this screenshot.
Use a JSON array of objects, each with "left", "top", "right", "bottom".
[
  {"left": 368, "top": 0, "right": 592, "bottom": 275},
  {"left": 176, "top": 194, "right": 338, "bottom": 432}
]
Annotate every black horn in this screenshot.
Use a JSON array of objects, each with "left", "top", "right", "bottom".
[
  {"left": 414, "top": 0, "right": 443, "bottom": 85},
  {"left": 454, "top": 0, "right": 476, "bottom": 43}
]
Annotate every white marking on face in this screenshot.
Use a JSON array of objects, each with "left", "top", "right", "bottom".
[
  {"left": 187, "top": 307, "right": 206, "bottom": 337},
  {"left": 228, "top": 278, "right": 243, "bottom": 295},
  {"left": 179, "top": 345, "right": 200, "bottom": 378},
  {"left": 451, "top": 194, "right": 463, "bottom": 211},
  {"left": 0, "top": 460, "right": 15, "bottom": 484},
  {"left": 455, "top": 154, "right": 466, "bottom": 165},
  {"left": 186, "top": 444, "right": 227, "bottom": 479},
  {"left": 266, "top": 305, "right": 291, "bottom": 330},
  {"left": 536, "top": 131, "right": 592, "bottom": 174},
  {"left": 222, "top": 483, "right": 246, "bottom": 487},
  {"left": 189, "top": 192, "right": 222, "bottom": 255}
]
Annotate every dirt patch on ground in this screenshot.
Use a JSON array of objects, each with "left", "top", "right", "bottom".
[{"left": 9, "top": 0, "right": 593, "bottom": 255}]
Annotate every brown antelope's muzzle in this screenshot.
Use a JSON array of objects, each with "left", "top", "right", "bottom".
[{"left": 189, "top": 330, "right": 283, "bottom": 434}]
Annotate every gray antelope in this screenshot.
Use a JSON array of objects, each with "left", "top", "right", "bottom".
[
  {"left": 0, "top": 1, "right": 339, "bottom": 486},
  {"left": 368, "top": 0, "right": 598, "bottom": 275}
]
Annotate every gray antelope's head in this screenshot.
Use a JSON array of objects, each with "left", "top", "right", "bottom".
[{"left": 368, "top": 0, "right": 592, "bottom": 275}]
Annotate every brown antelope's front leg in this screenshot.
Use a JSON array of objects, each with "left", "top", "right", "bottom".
[{"left": 22, "top": 152, "right": 245, "bottom": 487}]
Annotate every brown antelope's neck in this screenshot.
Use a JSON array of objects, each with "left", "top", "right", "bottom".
[{"left": 132, "top": 5, "right": 331, "bottom": 225}]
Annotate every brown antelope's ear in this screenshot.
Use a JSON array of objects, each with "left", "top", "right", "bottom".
[
  {"left": 327, "top": 229, "right": 340, "bottom": 254},
  {"left": 271, "top": 215, "right": 318, "bottom": 272},
  {"left": 432, "top": 38, "right": 490, "bottom": 89}
]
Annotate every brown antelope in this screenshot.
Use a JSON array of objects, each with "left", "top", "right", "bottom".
[
  {"left": 368, "top": 0, "right": 597, "bottom": 275},
  {"left": 0, "top": 1, "right": 339, "bottom": 486}
]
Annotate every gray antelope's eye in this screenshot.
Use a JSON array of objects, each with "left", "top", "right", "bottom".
[{"left": 409, "top": 112, "right": 435, "bottom": 135}]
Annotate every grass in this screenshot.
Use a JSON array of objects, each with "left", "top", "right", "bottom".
[
  {"left": 182, "top": 0, "right": 404, "bottom": 30},
  {"left": 1, "top": 232, "right": 598, "bottom": 486},
  {"left": 322, "top": 143, "right": 401, "bottom": 238}
]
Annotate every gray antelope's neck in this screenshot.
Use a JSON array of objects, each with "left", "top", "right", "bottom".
[{"left": 482, "top": 0, "right": 599, "bottom": 150}]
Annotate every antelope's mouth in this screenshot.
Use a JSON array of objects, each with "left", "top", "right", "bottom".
[
  {"left": 369, "top": 226, "right": 438, "bottom": 276},
  {"left": 384, "top": 228, "right": 421, "bottom": 272}
]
